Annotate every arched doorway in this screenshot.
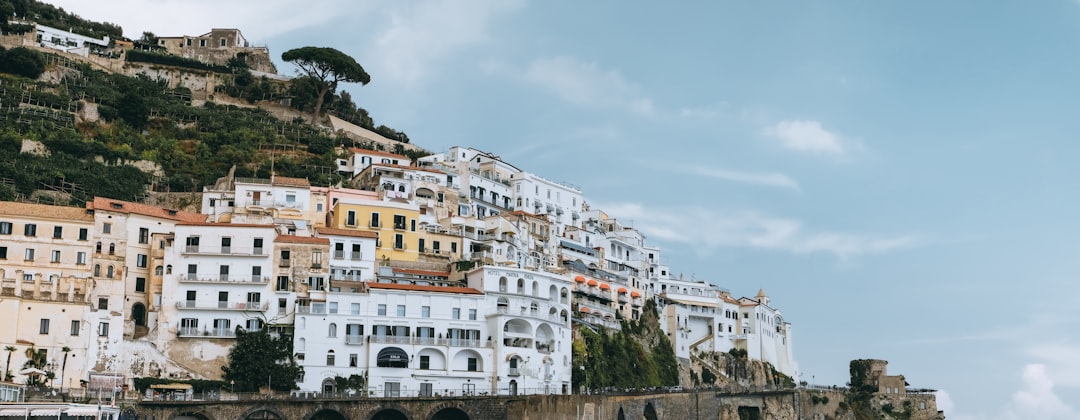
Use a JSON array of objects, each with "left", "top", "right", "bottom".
[
  {"left": 309, "top": 409, "right": 347, "bottom": 420},
  {"left": 644, "top": 403, "right": 658, "bottom": 420},
  {"left": 431, "top": 407, "right": 470, "bottom": 420},
  {"left": 173, "top": 413, "right": 212, "bottom": 420},
  {"left": 245, "top": 410, "right": 284, "bottom": 419},
  {"left": 371, "top": 409, "right": 408, "bottom": 420},
  {"left": 508, "top": 379, "right": 518, "bottom": 396},
  {"left": 617, "top": 407, "right": 625, "bottom": 420},
  {"left": 131, "top": 303, "right": 146, "bottom": 326}
]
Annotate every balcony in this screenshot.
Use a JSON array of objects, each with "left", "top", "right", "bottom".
[
  {"left": 279, "top": 259, "right": 291, "bottom": 267},
  {"left": 176, "top": 301, "right": 268, "bottom": 311},
  {"left": 363, "top": 336, "right": 492, "bottom": 348},
  {"left": 179, "top": 275, "right": 268, "bottom": 284},
  {"left": 507, "top": 368, "right": 520, "bottom": 377},
  {"left": 345, "top": 335, "right": 364, "bottom": 345},
  {"left": 177, "top": 327, "right": 237, "bottom": 338},
  {"left": 182, "top": 245, "right": 269, "bottom": 257}
]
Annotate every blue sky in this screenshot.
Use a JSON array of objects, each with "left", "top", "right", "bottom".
[{"left": 49, "top": 1, "right": 1080, "bottom": 417}]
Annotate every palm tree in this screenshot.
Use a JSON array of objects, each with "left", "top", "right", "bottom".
[
  {"left": 60, "top": 346, "right": 71, "bottom": 393},
  {"left": 23, "top": 346, "right": 47, "bottom": 386},
  {"left": 3, "top": 346, "right": 14, "bottom": 382}
]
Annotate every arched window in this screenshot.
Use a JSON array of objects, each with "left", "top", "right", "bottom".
[
  {"left": 516, "top": 278, "right": 524, "bottom": 294},
  {"left": 499, "top": 276, "right": 508, "bottom": 293},
  {"left": 108, "top": 243, "right": 115, "bottom": 255},
  {"left": 93, "top": 264, "right": 101, "bottom": 277},
  {"left": 328, "top": 323, "right": 337, "bottom": 337},
  {"left": 326, "top": 350, "right": 335, "bottom": 366},
  {"left": 95, "top": 242, "right": 102, "bottom": 253},
  {"left": 166, "top": 265, "right": 173, "bottom": 274},
  {"left": 154, "top": 266, "right": 163, "bottom": 276},
  {"left": 297, "top": 338, "right": 306, "bottom": 351},
  {"left": 106, "top": 265, "right": 114, "bottom": 278},
  {"left": 531, "top": 281, "right": 539, "bottom": 296}
]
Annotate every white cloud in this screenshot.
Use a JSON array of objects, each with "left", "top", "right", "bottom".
[
  {"left": 936, "top": 390, "right": 954, "bottom": 416},
  {"left": 762, "top": 119, "right": 848, "bottom": 155},
  {"left": 1001, "top": 364, "right": 1075, "bottom": 420},
  {"left": 686, "top": 166, "right": 800, "bottom": 190},
  {"left": 369, "top": 0, "right": 524, "bottom": 87},
  {"left": 597, "top": 202, "right": 916, "bottom": 258},
  {"left": 525, "top": 56, "right": 654, "bottom": 115}
]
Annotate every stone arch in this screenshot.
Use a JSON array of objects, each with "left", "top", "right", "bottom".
[
  {"left": 417, "top": 347, "right": 447, "bottom": 370},
  {"left": 240, "top": 407, "right": 287, "bottom": 419},
  {"left": 644, "top": 402, "right": 658, "bottom": 420},
  {"left": 617, "top": 407, "right": 626, "bottom": 420},
  {"left": 427, "top": 403, "right": 472, "bottom": 420},
  {"left": 307, "top": 408, "right": 348, "bottom": 420},
  {"left": 370, "top": 407, "right": 409, "bottom": 420},
  {"left": 172, "top": 411, "right": 214, "bottom": 420},
  {"left": 131, "top": 302, "right": 146, "bottom": 326}
]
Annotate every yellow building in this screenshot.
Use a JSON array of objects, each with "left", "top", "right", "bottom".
[{"left": 328, "top": 199, "right": 422, "bottom": 262}]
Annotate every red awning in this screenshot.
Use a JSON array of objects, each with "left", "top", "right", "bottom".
[{"left": 574, "top": 275, "right": 586, "bottom": 283}]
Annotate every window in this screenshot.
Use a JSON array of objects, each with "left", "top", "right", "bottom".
[
  {"left": 76, "top": 252, "right": 86, "bottom": 265},
  {"left": 392, "top": 215, "right": 406, "bottom": 230},
  {"left": 329, "top": 302, "right": 338, "bottom": 314},
  {"left": 136, "top": 254, "right": 148, "bottom": 268},
  {"left": 135, "top": 277, "right": 146, "bottom": 293},
  {"left": 93, "top": 264, "right": 100, "bottom": 277},
  {"left": 421, "top": 306, "right": 430, "bottom": 318},
  {"left": 101, "top": 223, "right": 109, "bottom": 234},
  {"left": 53, "top": 226, "right": 63, "bottom": 239},
  {"left": 95, "top": 242, "right": 102, "bottom": 253},
  {"left": 346, "top": 210, "right": 357, "bottom": 226},
  {"left": 451, "top": 242, "right": 457, "bottom": 253},
  {"left": 0, "top": 222, "right": 10, "bottom": 234},
  {"left": 70, "top": 320, "right": 80, "bottom": 335},
  {"left": 280, "top": 250, "right": 290, "bottom": 265},
  {"left": 351, "top": 244, "right": 361, "bottom": 260},
  {"left": 24, "top": 248, "right": 34, "bottom": 261},
  {"left": 108, "top": 243, "right": 115, "bottom": 255},
  {"left": 219, "top": 265, "right": 229, "bottom": 281},
  {"left": 328, "top": 323, "right": 337, "bottom": 337},
  {"left": 220, "top": 237, "right": 231, "bottom": 253},
  {"left": 396, "top": 305, "right": 406, "bottom": 317},
  {"left": 467, "top": 357, "right": 478, "bottom": 372},
  {"left": 311, "top": 251, "right": 323, "bottom": 268},
  {"left": 0, "top": 247, "right": 6, "bottom": 259},
  {"left": 185, "top": 236, "right": 199, "bottom": 252},
  {"left": 251, "top": 266, "right": 262, "bottom": 282},
  {"left": 51, "top": 250, "right": 60, "bottom": 263},
  {"left": 469, "top": 309, "right": 477, "bottom": 320},
  {"left": 419, "top": 355, "right": 430, "bottom": 370},
  {"left": 25, "top": 224, "right": 37, "bottom": 236},
  {"left": 334, "top": 242, "right": 344, "bottom": 259},
  {"left": 378, "top": 304, "right": 387, "bottom": 316},
  {"left": 247, "top": 292, "right": 261, "bottom": 305},
  {"left": 394, "top": 234, "right": 404, "bottom": 250},
  {"left": 98, "top": 322, "right": 109, "bottom": 336},
  {"left": 384, "top": 382, "right": 401, "bottom": 398},
  {"left": 326, "top": 350, "right": 335, "bottom": 366},
  {"left": 452, "top": 308, "right": 461, "bottom": 320},
  {"left": 39, "top": 319, "right": 50, "bottom": 334},
  {"left": 350, "top": 353, "right": 358, "bottom": 367},
  {"left": 138, "top": 228, "right": 149, "bottom": 244},
  {"left": 276, "top": 276, "right": 289, "bottom": 291},
  {"left": 199, "top": 39, "right": 206, "bottom": 47},
  {"left": 278, "top": 298, "right": 287, "bottom": 310},
  {"left": 253, "top": 238, "right": 264, "bottom": 255},
  {"left": 351, "top": 303, "right": 361, "bottom": 315},
  {"left": 369, "top": 212, "right": 379, "bottom": 228},
  {"left": 98, "top": 298, "right": 108, "bottom": 310},
  {"left": 246, "top": 319, "right": 262, "bottom": 331}
]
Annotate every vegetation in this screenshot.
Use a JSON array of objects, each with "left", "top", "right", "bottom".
[
  {"left": 0, "top": 0, "right": 122, "bottom": 40},
  {"left": 126, "top": 49, "right": 230, "bottom": 73},
  {"left": 3, "top": 345, "right": 14, "bottom": 382},
  {"left": 221, "top": 327, "right": 302, "bottom": 392},
  {"left": 0, "top": 46, "right": 46, "bottom": 79},
  {"left": 281, "top": 46, "right": 370, "bottom": 123},
  {"left": 572, "top": 300, "right": 679, "bottom": 390}
]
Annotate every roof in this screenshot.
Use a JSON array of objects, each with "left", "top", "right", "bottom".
[
  {"left": 274, "top": 235, "right": 329, "bottom": 245},
  {"left": 350, "top": 148, "right": 409, "bottom": 160},
  {"left": 89, "top": 197, "right": 206, "bottom": 223},
  {"left": 756, "top": 288, "right": 767, "bottom": 298},
  {"left": 393, "top": 268, "right": 450, "bottom": 277},
  {"left": 317, "top": 227, "right": 379, "bottom": 239},
  {"left": 271, "top": 176, "right": 311, "bottom": 187},
  {"left": 0, "top": 202, "right": 94, "bottom": 222},
  {"left": 560, "top": 240, "right": 597, "bottom": 256},
  {"left": 367, "top": 282, "right": 483, "bottom": 295}
]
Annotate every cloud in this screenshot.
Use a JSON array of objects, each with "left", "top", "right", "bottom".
[
  {"left": 524, "top": 56, "right": 654, "bottom": 115},
  {"left": 936, "top": 390, "right": 954, "bottom": 416},
  {"left": 369, "top": 0, "right": 524, "bottom": 87},
  {"left": 762, "top": 119, "right": 850, "bottom": 155},
  {"left": 1001, "top": 364, "right": 1075, "bottom": 420},
  {"left": 597, "top": 202, "right": 916, "bottom": 258},
  {"left": 686, "top": 166, "right": 800, "bottom": 190}
]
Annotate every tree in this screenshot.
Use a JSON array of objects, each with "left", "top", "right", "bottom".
[
  {"left": 23, "top": 346, "right": 48, "bottom": 386},
  {"left": 59, "top": 346, "right": 71, "bottom": 393},
  {"left": 3, "top": 346, "right": 14, "bottom": 382},
  {"left": 221, "top": 327, "right": 302, "bottom": 392},
  {"left": 0, "top": 47, "right": 46, "bottom": 79},
  {"left": 281, "top": 47, "right": 370, "bottom": 124}
]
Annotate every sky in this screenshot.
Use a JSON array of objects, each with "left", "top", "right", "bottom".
[{"left": 44, "top": 1, "right": 1080, "bottom": 418}]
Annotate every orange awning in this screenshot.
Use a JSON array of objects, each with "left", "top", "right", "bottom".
[
  {"left": 574, "top": 275, "right": 586, "bottom": 283},
  {"left": 587, "top": 279, "right": 598, "bottom": 287},
  {"left": 579, "top": 307, "right": 591, "bottom": 313},
  {"left": 630, "top": 291, "right": 642, "bottom": 298},
  {"left": 617, "top": 287, "right": 627, "bottom": 294},
  {"left": 599, "top": 283, "right": 610, "bottom": 290}
]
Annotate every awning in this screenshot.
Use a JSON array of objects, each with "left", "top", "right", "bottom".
[
  {"left": 631, "top": 291, "right": 641, "bottom": 298},
  {"left": 151, "top": 383, "right": 193, "bottom": 390},
  {"left": 30, "top": 408, "right": 61, "bottom": 416},
  {"left": 377, "top": 347, "right": 409, "bottom": 367},
  {"left": 64, "top": 407, "right": 101, "bottom": 416},
  {"left": 599, "top": 283, "right": 610, "bottom": 290},
  {"left": 617, "top": 287, "right": 627, "bottom": 294},
  {"left": 579, "top": 307, "right": 591, "bottom": 313},
  {"left": 586, "top": 279, "right": 598, "bottom": 287},
  {"left": 574, "top": 275, "right": 586, "bottom": 283},
  {"left": 0, "top": 409, "right": 27, "bottom": 416}
]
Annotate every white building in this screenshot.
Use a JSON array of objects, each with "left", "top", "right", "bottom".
[
  {"left": 509, "top": 171, "right": 584, "bottom": 234},
  {"left": 736, "top": 290, "right": 797, "bottom": 377},
  {"left": 34, "top": 23, "right": 109, "bottom": 57}
]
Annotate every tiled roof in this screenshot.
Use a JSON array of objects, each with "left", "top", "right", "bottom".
[
  {"left": 367, "top": 282, "right": 482, "bottom": 295},
  {"left": 349, "top": 148, "right": 409, "bottom": 160},
  {"left": 272, "top": 176, "right": 311, "bottom": 187},
  {"left": 274, "top": 234, "right": 329, "bottom": 245},
  {"left": 0, "top": 202, "right": 94, "bottom": 222},
  {"left": 89, "top": 197, "right": 206, "bottom": 223},
  {"left": 316, "top": 227, "right": 379, "bottom": 239},
  {"left": 393, "top": 268, "right": 450, "bottom": 277}
]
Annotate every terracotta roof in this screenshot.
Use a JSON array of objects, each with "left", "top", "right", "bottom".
[
  {"left": 367, "top": 282, "right": 483, "bottom": 295},
  {"left": 393, "top": 268, "right": 450, "bottom": 277},
  {"left": 177, "top": 222, "right": 273, "bottom": 228},
  {"left": 274, "top": 234, "right": 329, "bottom": 245},
  {"left": 89, "top": 197, "right": 206, "bottom": 223},
  {"left": 350, "top": 148, "right": 409, "bottom": 160},
  {"left": 316, "top": 227, "right": 379, "bottom": 239},
  {"left": 0, "top": 202, "right": 94, "bottom": 222},
  {"left": 272, "top": 176, "right": 311, "bottom": 187}
]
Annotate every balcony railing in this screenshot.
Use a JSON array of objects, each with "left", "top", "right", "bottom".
[
  {"left": 345, "top": 335, "right": 364, "bottom": 345},
  {"left": 179, "top": 275, "right": 268, "bottom": 284},
  {"left": 176, "top": 301, "right": 268, "bottom": 311},
  {"left": 507, "top": 368, "right": 520, "bottom": 377},
  {"left": 182, "top": 245, "right": 268, "bottom": 257},
  {"left": 363, "top": 336, "right": 492, "bottom": 348}
]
